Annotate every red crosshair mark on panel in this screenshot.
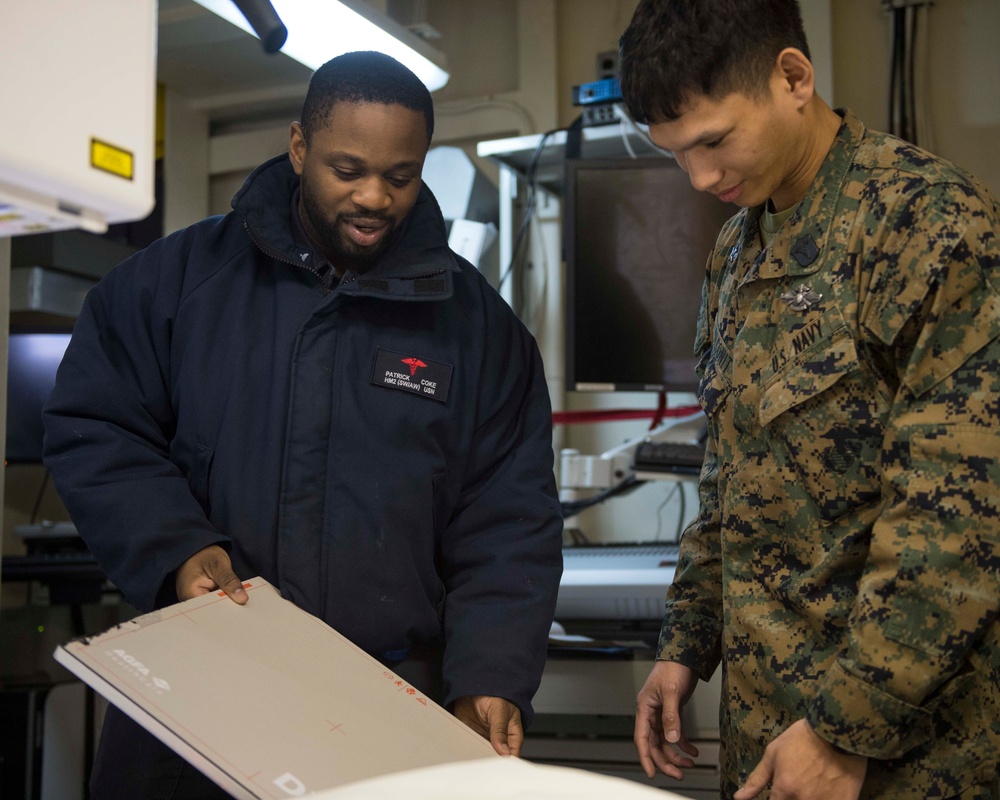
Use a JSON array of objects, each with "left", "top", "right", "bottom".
[{"left": 326, "top": 720, "right": 347, "bottom": 735}]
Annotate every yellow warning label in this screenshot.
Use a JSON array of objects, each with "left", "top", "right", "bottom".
[{"left": 91, "top": 138, "right": 134, "bottom": 181}]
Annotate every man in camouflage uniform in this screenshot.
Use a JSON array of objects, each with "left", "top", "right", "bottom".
[{"left": 618, "top": 1, "right": 1000, "bottom": 798}]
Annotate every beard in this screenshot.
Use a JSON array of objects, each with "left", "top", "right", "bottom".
[{"left": 299, "top": 177, "right": 400, "bottom": 274}]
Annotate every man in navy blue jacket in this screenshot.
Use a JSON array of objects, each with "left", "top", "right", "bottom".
[{"left": 43, "top": 51, "right": 563, "bottom": 799}]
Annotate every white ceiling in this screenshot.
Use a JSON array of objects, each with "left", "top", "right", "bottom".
[{"left": 157, "top": 0, "right": 315, "bottom": 129}]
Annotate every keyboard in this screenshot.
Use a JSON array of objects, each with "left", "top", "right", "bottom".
[
  {"left": 633, "top": 440, "right": 706, "bottom": 473},
  {"left": 1, "top": 551, "right": 105, "bottom": 582},
  {"left": 562, "top": 542, "right": 679, "bottom": 569}
]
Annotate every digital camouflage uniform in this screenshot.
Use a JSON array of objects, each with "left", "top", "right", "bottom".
[{"left": 658, "top": 109, "right": 1000, "bottom": 799}]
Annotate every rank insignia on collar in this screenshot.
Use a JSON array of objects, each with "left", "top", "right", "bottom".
[
  {"left": 780, "top": 284, "right": 823, "bottom": 311},
  {"left": 791, "top": 235, "right": 819, "bottom": 266}
]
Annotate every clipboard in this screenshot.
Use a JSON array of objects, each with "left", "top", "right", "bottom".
[{"left": 54, "top": 577, "right": 495, "bottom": 798}]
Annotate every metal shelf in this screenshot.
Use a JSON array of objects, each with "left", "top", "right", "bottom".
[{"left": 476, "top": 123, "right": 671, "bottom": 196}]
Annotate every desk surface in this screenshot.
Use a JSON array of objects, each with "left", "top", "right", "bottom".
[{"left": 534, "top": 648, "right": 721, "bottom": 741}]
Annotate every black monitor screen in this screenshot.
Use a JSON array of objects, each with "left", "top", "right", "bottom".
[
  {"left": 565, "top": 158, "right": 733, "bottom": 393},
  {"left": 5, "top": 331, "right": 73, "bottom": 464}
]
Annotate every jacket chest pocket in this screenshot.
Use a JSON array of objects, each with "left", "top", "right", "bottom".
[{"left": 758, "top": 319, "right": 884, "bottom": 521}]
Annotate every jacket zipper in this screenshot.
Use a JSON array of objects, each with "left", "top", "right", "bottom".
[{"left": 244, "top": 221, "right": 336, "bottom": 291}]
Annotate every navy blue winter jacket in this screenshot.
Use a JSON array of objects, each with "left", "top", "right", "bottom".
[{"left": 42, "top": 154, "right": 563, "bottom": 719}]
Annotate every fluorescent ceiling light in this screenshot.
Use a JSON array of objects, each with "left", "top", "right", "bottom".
[{"left": 192, "top": 0, "right": 450, "bottom": 92}]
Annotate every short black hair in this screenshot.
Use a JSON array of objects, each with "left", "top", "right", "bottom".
[
  {"left": 300, "top": 50, "right": 434, "bottom": 143},
  {"left": 619, "top": 0, "right": 812, "bottom": 123}
]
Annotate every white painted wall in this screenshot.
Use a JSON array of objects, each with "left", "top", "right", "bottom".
[
  {"left": 832, "top": 0, "right": 1000, "bottom": 194},
  {"left": 163, "top": 89, "right": 210, "bottom": 234}
]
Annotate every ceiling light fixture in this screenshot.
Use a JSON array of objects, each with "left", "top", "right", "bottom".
[{"left": 191, "top": 0, "right": 450, "bottom": 92}]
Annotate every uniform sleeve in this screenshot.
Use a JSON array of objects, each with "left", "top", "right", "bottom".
[
  {"left": 806, "top": 182, "right": 1000, "bottom": 757},
  {"left": 436, "top": 303, "right": 563, "bottom": 725},
  {"left": 42, "top": 243, "right": 229, "bottom": 613},
  {"left": 656, "top": 246, "right": 727, "bottom": 679},
  {"left": 655, "top": 436, "right": 724, "bottom": 680}
]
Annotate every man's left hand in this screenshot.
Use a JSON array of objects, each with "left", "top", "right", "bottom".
[
  {"left": 452, "top": 696, "right": 523, "bottom": 757},
  {"left": 734, "top": 719, "right": 867, "bottom": 800}
]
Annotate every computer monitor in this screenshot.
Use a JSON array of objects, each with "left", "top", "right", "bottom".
[
  {"left": 564, "top": 157, "right": 734, "bottom": 393},
  {"left": 5, "top": 330, "right": 73, "bottom": 464}
]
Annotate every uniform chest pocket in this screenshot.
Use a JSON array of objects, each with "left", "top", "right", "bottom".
[
  {"left": 759, "top": 322, "right": 883, "bottom": 521},
  {"left": 759, "top": 321, "right": 858, "bottom": 425}
]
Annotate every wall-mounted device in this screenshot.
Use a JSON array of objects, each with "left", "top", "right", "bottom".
[
  {"left": 0, "top": 1, "right": 157, "bottom": 237},
  {"left": 571, "top": 77, "right": 624, "bottom": 128}
]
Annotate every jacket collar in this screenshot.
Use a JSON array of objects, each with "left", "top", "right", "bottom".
[
  {"left": 741, "top": 108, "right": 865, "bottom": 281},
  {"left": 231, "top": 154, "right": 460, "bottom": 299}
]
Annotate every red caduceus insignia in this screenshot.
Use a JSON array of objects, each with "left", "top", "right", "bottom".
[{"left": 401, "top": 357, "right": 427, "bottom": 377}]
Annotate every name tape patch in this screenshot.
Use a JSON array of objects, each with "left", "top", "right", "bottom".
[{"left": 371, "top": 348, "right": 452, "bottom": 403}]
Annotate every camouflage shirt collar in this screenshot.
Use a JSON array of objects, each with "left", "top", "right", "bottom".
[{"left": 756, "top": 108, "right": 864, "bottom": 280}]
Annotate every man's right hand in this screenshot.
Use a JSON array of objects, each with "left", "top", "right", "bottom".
[
  {"left": 175, "top": 544, "right": 248, "bottom": 604},
  {"left": 634, "top": 660, "right": 700, "bottom": 780}
]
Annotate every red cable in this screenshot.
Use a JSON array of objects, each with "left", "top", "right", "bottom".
[
  {"left": 552, "top": 404, "right": 700, "bottom": 426},
  {"left": 649, "top": 391, "right": 667, "bottom": 430}
]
